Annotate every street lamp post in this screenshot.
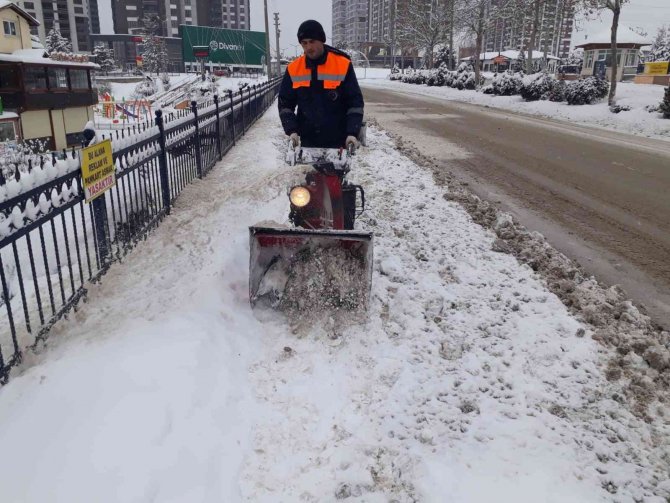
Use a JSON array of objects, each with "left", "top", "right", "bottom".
[{"left": 264, "top": 0, "right": 272, "bottom": 78}]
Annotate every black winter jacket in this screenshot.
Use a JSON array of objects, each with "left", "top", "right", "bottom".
[{"left": 278, "top": 46, "right": 364, "bottom": 148}]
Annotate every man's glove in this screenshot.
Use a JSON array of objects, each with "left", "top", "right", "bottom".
[
  {"left": 345, "top": 135, "right": 360, "bottom": 149},
  {"left": 289, "top": 133, "right": 300, "bottom": 148}
]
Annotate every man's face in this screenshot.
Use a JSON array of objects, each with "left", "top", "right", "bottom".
[{"left": 300, "top": 39, "right": 325, "bottom": 60}]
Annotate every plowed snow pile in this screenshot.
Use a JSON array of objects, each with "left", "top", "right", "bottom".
[{"left": 0, "top": 108, "right": 668, "bottom": 502}]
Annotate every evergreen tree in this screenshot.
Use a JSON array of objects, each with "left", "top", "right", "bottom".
[
  {"left": 45, "top": 28, "right": 72, "bottom": 54},
  {"left": 650, "top": 25, "right": 670, "bottom": 62},
  {"left": 434, "top": 45, "right": 456, "bottom": 69},
  {"left": 142, "top": 36, "right": 167, "bottom": 75},
  {"left": 513, "top": 50, "right": 526, "bottom": 73},
  {"left": 92, "top": 45, "right": 116, "bottom": 74},
  {"left": 660, "top": 85, "right": 670, "bottom": 119}
]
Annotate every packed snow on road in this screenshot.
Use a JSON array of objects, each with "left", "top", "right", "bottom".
[
  {"left": 0, "top": 108, "right": 668, "bottom": 502},
  {"left": 357, "top": 68, "right": 670, "bottom": 142}
]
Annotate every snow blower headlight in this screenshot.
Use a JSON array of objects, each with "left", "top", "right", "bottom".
[{"left": 289, "top": 186, "right": 311, "bottom": 207}]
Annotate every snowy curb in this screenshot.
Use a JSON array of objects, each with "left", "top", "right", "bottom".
[{"left": 376, "top": 118, "right": 670, "bottom": 422}]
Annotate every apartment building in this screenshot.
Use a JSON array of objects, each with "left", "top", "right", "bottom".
[
  {"left": 16, "top": 0, "right": 96, "bottom": 52},
  {"left": 111, "top": 0, "right": 249, "bottom": 38},
  {"left": 332, "top": 0, "right": 368, "bottom": 50},
  {"left": 484, "top": 0, "right": 575, "bottom": 59},
  {"left": 218, "top": 0, "right": 249, "bottom": 30}
]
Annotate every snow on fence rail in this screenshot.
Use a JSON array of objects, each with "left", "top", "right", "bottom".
[{"left": 0, "top": 77, "right": 282, "bottom": 383}]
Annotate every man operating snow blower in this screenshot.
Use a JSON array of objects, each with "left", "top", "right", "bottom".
[
  {"left": 278, "top": 20, "right": 364, "bottom": 150},
  {"left": 247, "top": 20, "right": 372, "bottom": 313}
]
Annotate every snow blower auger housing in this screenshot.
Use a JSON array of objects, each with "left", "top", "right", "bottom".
[{"left": 249, "top": 145, "right": 373, "bottom": 312}]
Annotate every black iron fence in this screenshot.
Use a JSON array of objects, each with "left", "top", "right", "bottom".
[{"left": 0, "top": 77, "right": 281, "bottom": 383}]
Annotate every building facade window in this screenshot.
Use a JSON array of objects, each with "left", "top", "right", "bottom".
[
  {"left": 0, "top": 122, "right": 16, "bottom": 142},
  {"left": 24, "top": 66, "right": 48, "bottom": 90},
  {"left": 0, "top": 65, "right": 19, "bottom": 88},
  {"left": 3, "top": 20, "right": 17, "bottom": 36},
  {"left": 69, "top": 68, "right": 89, "bottom": 89},
  {"left": 47, "top": 67, "right": 68, "bottom": 89}
]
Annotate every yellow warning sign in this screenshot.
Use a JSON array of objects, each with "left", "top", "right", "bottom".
[
  {"left": 80, "top": 139, "right": 115, "bottom": 203},
  {"left": 644, "top": 61, "right": 669, "bottom": 75}
]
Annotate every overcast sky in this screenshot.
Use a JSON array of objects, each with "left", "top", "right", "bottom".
[{"left": 249, "top": 0, "right": 332, "bottom": 56}]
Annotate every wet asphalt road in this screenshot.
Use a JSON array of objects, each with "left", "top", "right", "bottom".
[{"left": 363, "top": 86, "right": 670, "bottom": 328}]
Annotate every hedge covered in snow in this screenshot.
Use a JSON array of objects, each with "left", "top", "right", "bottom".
[
  {"left": 391, "top": 62, "right": 480, "bottom": 91},
  {"left": 390, "top": 68, "right": 614, "bottom": 107},
  {"left": 565, "top": 77, "right": 609, "bottom": 105}
]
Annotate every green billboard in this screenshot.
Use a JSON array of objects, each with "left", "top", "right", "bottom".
[{"left": 180, "top": 25, "right": 267, "bottom": 67}]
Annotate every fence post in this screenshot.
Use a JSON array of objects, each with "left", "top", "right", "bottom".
[
  {"left": 91, "top": 194, "right": 110, "bottom": 266},
  {"left": 214, "top": 94, "right": 222, "bottom": 161},
  {"left": 155, "top": 110, "right": 171, "bottom": 215},
  {"left": 191, "top": 100, "right": 203, "bottom": 179},
  {"left": 228, "top": 89, "right": 236, "bottom": 146},
  {"left": 253, "top": 84, "right": 258, "bottom": 119},
  {"left": 240, "top": 88, "right": 246, "bottom": 136}
]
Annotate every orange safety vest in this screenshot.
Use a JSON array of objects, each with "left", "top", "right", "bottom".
[{"left": 287, "top": 52, "right": 351, "bottom": 90}]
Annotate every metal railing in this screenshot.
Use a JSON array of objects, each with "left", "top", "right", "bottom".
[{"left": 0, "top": 77, "right": 281, "bottom": 383}]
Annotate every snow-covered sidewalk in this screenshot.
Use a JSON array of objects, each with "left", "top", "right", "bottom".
[
  {"left": 0, "top": 108, "right": 668, "bottom": 502},
  {"left": 360, "top": 75, "right": 670, "bottom": 142}
]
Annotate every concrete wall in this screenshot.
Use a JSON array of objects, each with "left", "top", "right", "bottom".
[{"left": 0, "top": 9, "right": 32, "bottom": 54}]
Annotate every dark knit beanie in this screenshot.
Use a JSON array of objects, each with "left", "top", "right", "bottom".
[{"left": 297, "top": 20, "right": 326, "bottom": 43}]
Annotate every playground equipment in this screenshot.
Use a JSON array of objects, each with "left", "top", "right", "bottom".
[{"left": 96, "top": 94, "right": 153, "bottom": 125}]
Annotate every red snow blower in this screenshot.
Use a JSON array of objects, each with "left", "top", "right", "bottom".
[{"left": 249, "top": 144, "right": 373, "bottom": 311}]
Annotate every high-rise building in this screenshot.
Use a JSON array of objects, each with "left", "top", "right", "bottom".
[
  {"left": 332, "top": 0, "right": 369, "bottom": 50},
  {"left": 111, "top": 0, "right": 250, "bottom": 38},
  {"left": 16, "top": 0, "right": 97, "bottom": 52},
  {"left": 484, "top": 0, "right": 575, "bottom": 59},
  {"left": 217, "top": 0, "right": 249, "bottom": 30},
  {"left": 332, "top": 0, "right": 410, "bottom": 54}
]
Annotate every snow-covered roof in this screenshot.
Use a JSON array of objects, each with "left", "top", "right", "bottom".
[
  {"left": 0, "top": 111, "right": 19, "bottom": 120},
  {"left": 0, "top": 48, "right": 99, "bottom": 68},
  {"left": 0, "top": 0, "right": 39, "bottom": 27},
  {"left": 461, "top": 50, "right": 560, "bottom": 62},
  {"left": 576, "top": 25, "right": 650, "bottom": 47}
]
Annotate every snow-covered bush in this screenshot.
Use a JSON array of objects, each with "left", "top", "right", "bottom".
[
  {"left": 425, "top": 64, "right": 451, "bottom": 87},
  {"left": 481, "top": 84, "right": 494, "bottom": 94},
  {"left": 448, "top": 62, "right": 477, "bottom": 90},
  {"left": 133, "top": 78, "right": 158, "bottom": 98},
  {"left": 565, "top": 77, "right": 609, "bottom": 105},
  {"left": 442, "top": 70, "right": 457, "bottom": 88},
  {"left": 401, "top": 72, "right": 427, "bottom": 85},
  {"left": 161, "top": 73, "right": 171, "bottom": 91},
  {"left": 546, "top": 79, "right": 567, "bottom": 102},
  {"left": 490, "top": 72, "right": 523, "bottom": 96},
  {"left": 0, "top": 139, "right": 50, "bottom": 182},
  {"left": 188, "top": 75, "right": 218, "bottom": 99},
  {"left": 389, "top": 72, "right": 403, "bottom": 81},
  {"left": 609, "top": 104, "right": 631, "bottom": 114},
  {"left": 520, "top": 73, "right": 561, "bottom": 101},
  {"left": 660, "top": 86, "right": 670, "bottom": 119}
]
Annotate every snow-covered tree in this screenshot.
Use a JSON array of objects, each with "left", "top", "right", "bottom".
[
  {"left": 142, "top": 36, "right": 167, "bottom": 75},
  {"left": 45, "top": 28, "right": 72, "bottom": 54},
  {"left": 93, "top": 45, "right": 116, "bottom": 74},
  {"left": 513, "top": 50, "right": 526, "bottom": 72},
  {"left": 650, "top": 25, "right": 670, "bottom": 62},
  {"left": 397, "top": 0, "right": 454, "bottom": 69},
  {"left": 660, "top": 86, "right": 670, "bottom": 119},
  {"left": 434, "top": 45, "right": 456, "bottom": 69}
]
